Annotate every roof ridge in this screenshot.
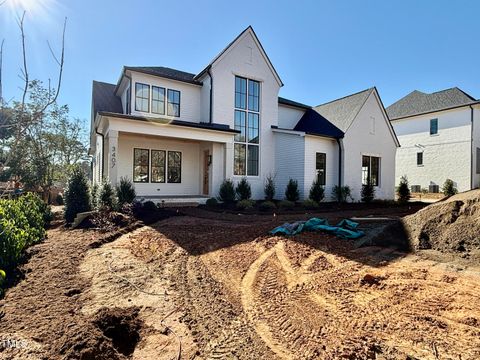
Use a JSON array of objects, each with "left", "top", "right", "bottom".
[
  {"left": 92, "top": 80, "right": 116, "bottom": 86},
  {"left": 314, "top": 87, "right": 374, "bottom": 108},
  {"left": 127, "top": 65, "right": 197, "bottom": 76}
]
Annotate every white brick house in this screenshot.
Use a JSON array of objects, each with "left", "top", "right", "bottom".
[
  {"left": 90, "top": 26, "right": 399, "bottom": 202},
  {"left": 387, "top": 88, "right": 480, "bottom": 193}
]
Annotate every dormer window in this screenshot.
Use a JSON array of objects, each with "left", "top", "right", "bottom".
[
  {"left": 152, "top": 86, "right": 165, "bottom": 115},
  {"left": 135, "top": 83, "right": 150, "bottom": 112}
]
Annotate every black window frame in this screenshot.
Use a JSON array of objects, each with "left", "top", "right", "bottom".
[
  {"left": 430, "top": 118, "right": 438, "bottom": 135},
  {"left": 125, "top": 87, "right": 131, "bottom": 114},
  {"left": 135, "top": 83, "right": 150, "bottom": 112},
  {"left": 167, "top": 151, "right": 182, "bottom": 183},
  {"left": 362, "top": 155, "right": 380, "bottom": 186},
  {"left": 417, "top": 152, "right": 423, "bottom": 166},
  {"left": 167, "top": 89, "right": 181, "bottom": 117},
  {"left": 151, "top": 150, "right": 166, "bottom": 183},
  {"left": 133, "top": 148, "right": 149, "bottom": 183},
  {"left": 316, "top": 152, "right": 326, "bottom": 186},
  {"left": 151, "top": 86, "right": 166, "bottom": 115}
]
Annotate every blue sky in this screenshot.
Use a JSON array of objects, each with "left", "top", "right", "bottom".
[{"left": 1, "top": 0, "right": 479, "bottom": 121}]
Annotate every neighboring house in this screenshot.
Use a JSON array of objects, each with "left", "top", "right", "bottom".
[
  {"left": 90, "top": 26, "right": 399, "bottom": 202},
  {"left": 387, "top": 88, "right": 480, "bottom": 193}
]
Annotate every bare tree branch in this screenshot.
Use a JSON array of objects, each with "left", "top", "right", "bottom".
[{"left": 0, "top": 39, "right": 4, "bottom": 104}]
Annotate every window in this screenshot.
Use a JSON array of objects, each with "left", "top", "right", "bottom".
[
  {"left": 234, "top": 76, "right": 260, "bottom": 176},
  {"left": 417, "top": 152, "right": 423, "bottom": 166},
  {"left": 167, "top": 151, "right": 181, "bottom": 183},
  {"left": 135, "top": 83, "right": 150, "bottom": 112},
  {"left": 167, "top": 89, "right": 180, "bottom": 117},
  {"left": 152, "top": 86, "right": 165, "bottom": 115},
  {"left": 316, "top": 153, "right": 326, "bottom": 185},
  {"left": 133, "top": 148, "right": 149, "bottom": 183},
  {"left": 151, "top": 150, "right": 166, "bottom": 183},
  {"left": 430, "top": 118, "right": 438, "bottom": 135},
  {"left": 125, "top": 87, "right": 131, "bottom": 114},
  {"left": 362, "top": 155, "right": 380, "bottom": 186}
]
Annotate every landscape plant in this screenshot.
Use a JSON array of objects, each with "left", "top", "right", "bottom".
[
  {"left": 236, "top": 199, "right": 255, "bottom": 210},
  {"left": 279, "top": 200, "right": 295, "bottom": 210},
  {"left": 303, "top": 199, "right": 319, "bottom": 209},
  {"left": 285, "top": 179, "right": 300, "bottom": 202},
  {"left": 264, "top": 174, "right": 276, "bottom": 201},
  {"left": 259, "top": 201, "right": 276, "bottom": 211},
  {"left": 91, "top": 183, "right": 99, "bottom": 209},
  {"left": 206, "top": 197, "right": 218, "bottom": 207},
  {"left": 333, "top": 185, "right": 352, "bottom": 203},
  {"left": 361, "top": 179, "right": 375, "bottom": 203},
  {"left": 218, "top": 179, "right": 236, "bottom": 203},
  {"left": 64, "top": 166, "right": 91, "bottom": 223},
  {"left": 99, "top": 180, "right": 116, "bottom": 210},
  {"left": 442, "top": 179, "right": 458, "bottom": 197},
  {"left": 397, "top": 175, "right": 411, "bottom": 203},
  {"left": 116, "top": 177, "right": 136, "bottom": 208},
  {"left": 309, "top": 180, "right": 325, "bottom": 203},
  {"left": 236, "top": 177, "right": 252, "bottom": 200}
]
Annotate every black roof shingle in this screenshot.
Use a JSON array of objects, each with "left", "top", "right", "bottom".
[
  {"left": 278, "top": 96, "right": 311, "bottom": 110},
  {"left": 293, "top": 109, "right": 344, "bottom": 138},
  {"left": 124, "top": 66, "right": 202, "bottom": 85},
  {"left": 92, "top": 81, "right": 123, "bottom": 117}
]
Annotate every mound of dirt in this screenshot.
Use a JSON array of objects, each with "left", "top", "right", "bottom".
[{"left": 402, "top": 190, "right": 480, "bottom": 252}]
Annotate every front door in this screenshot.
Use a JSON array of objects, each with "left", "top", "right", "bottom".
[{"left": 203, "top": 150, "right": 209, "bottom": 195}]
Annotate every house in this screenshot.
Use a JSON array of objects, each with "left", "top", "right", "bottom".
[
  {"left": 387, "top": 88, "right": 480, "bottom": 193},
  {"left": 90, "top": 26, "right": 399, "bottom": 203}
]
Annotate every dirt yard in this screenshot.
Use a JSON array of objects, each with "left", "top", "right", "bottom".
[{"left": 1, "top": 204, "right": 480, "bottom": 360}]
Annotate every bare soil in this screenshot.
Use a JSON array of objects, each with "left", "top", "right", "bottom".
[{"left": 1, "top": 204, "right": 480, "bottom": 360}]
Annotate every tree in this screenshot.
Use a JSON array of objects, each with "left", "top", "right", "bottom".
[
  {"left": 397, "top": 175, "right": 411, "bottom": 203},
  {"left": 442, "top": 179, "right": 458, "bottom": 197},
  {"left": 236, "top": 177, "right": 251, "bottom": 200},
  {"left": 361, "top": 179, "right": 375, "bottom": 203},
  {"left": 264, "top": 174, "right": 275, "bottom": 201},
  {"left": 64, "top": 166, "right": 91, "bottom": 223},
  {"left": 309, "top": 180, "right": 325, "bottom": 203},
  {"left": 99, "top": 180, "right": 116, "bottom": 210},
  {"left": 285, "top": 179, "right": 299, "bottom": 202}
]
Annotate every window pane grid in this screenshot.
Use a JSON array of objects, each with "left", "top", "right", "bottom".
[
  {"left": 152, "top": 86, "right": 165, "bottom": 115},
  {"left": 151, "top": 150, "right": 166, "bottom": 183},
  {"left": 234, "top": 144, "right": 246, "bottom": 176},
  {"left": 135, "top": 83, "right": 150, "bottom": 112},
  {"left": 316, "top": 153, "right": 326, "bottom": 186},
  {"left": 167, "top": 89, "right": 180, "bottom": 117},
  {"left": 133, "top": 148, "right": 149, "bottom": 183},
  {"left": 167, "top": 151, "right": 181, "bottom": 183},
  {"left": 362, "top": 155, "right": 380, "bottom": 186}
]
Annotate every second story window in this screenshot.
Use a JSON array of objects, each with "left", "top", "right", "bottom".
[
  {"left": 152, "top": 86, "right": 165, "bottom": 115},
  {"left": 135, "top": 83, "right": 150, "bottom": 112},
  {"left": 430, "top": 118, "right": 438, "bottom": 135},
  {"left": 417, "top": 152, "right": 423, "bottom": 166},
  {"left": 167, "top": 89, "right": 180, "bottom": 117}
]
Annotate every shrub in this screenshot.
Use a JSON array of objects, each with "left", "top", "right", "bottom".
[
  {"left": 285, "top": 179, "right": 299, "bottom": 202},
  {"left": 397, "top": 175, "right": 411, "bottom": 203},
  {"left": 143, "top": 201, "right": 157, "bottom": 212},
  {"left": 116, "top": 177, "right": 136, "bottom": 208},
  {"left": 56, "top": 193, "right": 64, "bottom": 206},
  {"left": 91, "top": 183, "right": 99, "bottom": 209},
  {"left": 442, "top": 179, "right": 458, "bottom": 197},
  {"left": 64, "top": 166, "right": 92, "bottom": 223},
  {"left": 303, "top": 199, "right": 319, "bottom": 209},
  {"left": 264, "top": 175, "right": 276, "bottom": 201},
  {"left": 236, "top": 199, "right": 255, "bottom": 210},
  {"left": 219, "top": 179, "right": 235, "bottom": 203},
  {"left": 259, "top": 201, "right": 276, "bottom": 212},
  {"left": 361, "top": 180, "right": 375, "bottom": 203},
  {"left": 279, "top": 200, "right": 295, "bottom": 210},
  {"left": 309, "top": 180, "right": 325, "bottom": 203},
  {"left": 236, "top": 177, "right": 252, "bottom": 200},
  {"left": 206, "top": 197, "right": 218, "bottom": 207},
  {"left": 99, "top": 181, "right": 116, "bottom": 210},
  {"left": 333, "top": 185, "right": 351, "bottom": 203}
]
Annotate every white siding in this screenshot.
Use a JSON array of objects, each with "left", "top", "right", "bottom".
[
  {"left": 304, "top": 136, "right": 339, "bottom": 201},
  {"left": 278, "top": 104, "right": 305, "bottom": 130},
  {"left": 199, "top": 73, "right": 211, "bottom": 123},
  {"left": 342, "top": 91, "right": 397, "bottom": 201},
  {"left": 274, "top": 132, "right": 305, "bottom": 200},
  {"left": 392, "top": 107, "right": 473, "bottom": 192},
  {"left": 472, "top": 106, "right": 480, "bottom": 188}
]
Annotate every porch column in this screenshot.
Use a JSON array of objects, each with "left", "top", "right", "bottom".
[
  {"left": 107, "top": 130, "right": 119, "bottom": 186},
  {"left": 225, "top": 142, "right": 234, "bottom": 179}
]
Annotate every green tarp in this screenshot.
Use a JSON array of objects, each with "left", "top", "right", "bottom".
[{"left": 269, "top": 217, "right": 364, "bottom": 239}]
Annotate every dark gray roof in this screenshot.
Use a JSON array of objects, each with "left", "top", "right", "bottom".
[
  {"left": 314, "top": 88, "right": 374, "bottom": 132},
  {"left": 124, "top": 66, "right": 202, "bottom": 85},
  {"left": 278, "top": 96, "right": 311, "bottom": 110},
  {"left": 92, "top": 81, "right": 123, "bottom": 117},
  {"left": 386, "top": 87, "right": 478, "bottom": 120},
  {"left": 293, "top": 109, "right": 344, "bottom": 138}
]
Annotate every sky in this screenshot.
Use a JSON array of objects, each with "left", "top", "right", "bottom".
[{"left": 1, "top": 0, "right": 479, "bottom": 122}]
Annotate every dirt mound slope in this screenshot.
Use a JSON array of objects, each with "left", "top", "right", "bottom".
[{"left": 402, "top": 189, "right": 480, "bottom": 252}]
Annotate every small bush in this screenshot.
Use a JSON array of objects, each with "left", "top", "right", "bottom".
[
  {"left": 236, "top": 177, "right": 252, "bottom": 200},
  {"left": 264, "top": 175, "right": 276, "bottom": 201},
  {"left": 143, "top": 201, "right": 157, "bottom": 212},
  {"left": 206, "top": 197, "right": 218, "bottom": 207},
  {"left": 259, "top": 201, "right": 276, "bottom": 211},
  {"left": 361, "top": 180, "right": 375, "bottom": 203},
  {"left": 219, "top": 179, "right": 235, "bottom": 203},
  {"left": 442, "top": 179, "right": 458, "bottom": 197},
  {"left": 285, "top": 179, "right": 299, "bottom": 202},
  {"left": 333, "top": 185, "right": 351, "bottom": 203},
  {"left": 279, "top": 200, "right": 295, "bottom": 210},
  {"left": 56, "top": 193, "right": 64, "bottom": 205},
  {"left": 303, "top": 199, "right": 319, "bottom": 209},
  {"left": 236, "top": 199, "right": 255, "bottom": 210},
  {"left": 91, "top": 183, "right": 99, "bottom": 209},
  {"left": 116, "top": 177, "right": 136, "bottom": 208},
  {"left": 99, "top": 181, "right": 116, "bottom": 210},
  {"left": 397, "top": 175, "right": 411, "bottom": 203},
  {"left": 64, "top": 166, "right": 91, "bottom": 223},
  {"left": 309, "top": 180, "right": 325, "bottom": 203}
]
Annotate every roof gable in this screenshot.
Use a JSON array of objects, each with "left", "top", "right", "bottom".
[
  {"left": 195, "top": 26, "right": 283, "bottom": 87},
  {"left": 386, "top": 87, "right": 478, "bottom": 120},
  {"left": 92, "top": 81, "right": 123, "bottom": 117},
  {"left": 314, "top": 88, "right": 374, "bottom": 132}
]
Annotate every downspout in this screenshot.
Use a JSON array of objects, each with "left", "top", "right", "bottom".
[
  {"left": 470, "top": 105, "right": 474, "bottom": 189},
  {"left": 207, "top": 66, "right": 213, "bottom": 124},
  {"left": 336, "top": 138, "right": 342, "bottom": 187},
  {"left": 95, "top": 127, "right": 105, "bottom": 180}
]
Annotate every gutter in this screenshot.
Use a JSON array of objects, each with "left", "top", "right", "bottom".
[
  {"left": 336, "top": 138, "right": 342, "bottom": 187},
  {"left": 207, "top": 66, "right": 213, "bottom": 124},
  {"left": 95, "top": 127, "right": 105, "bottom": 180}
]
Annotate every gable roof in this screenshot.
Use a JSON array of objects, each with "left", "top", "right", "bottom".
[
  {"left": 92, "top": 81, "right": 123, "bottom": 116},
  {"left": 293, "top": 109, "right": 344, "bottom": 138},
  {"left": 314, "top": 88, "right": 374, "bottom": 132},
  {"left": 124, "top": 66, "right": 202, "bottom": 85},
  {"left": 194, "top": 26, "right": 283, "bottom": 87},
  {"left": 386, "top": 87, "right": 478, "bottom": 120},
  {"left": 278, "top": 96, "right": 311, "bottom": 110}
]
